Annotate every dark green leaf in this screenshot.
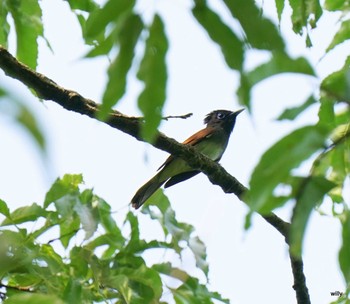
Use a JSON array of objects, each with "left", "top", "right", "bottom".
[
  {"left": 85, "top": 0, "right": 135, "bottom": 39},
  {"left": 277, "top": 95, "right": 317, "bottom": 120},
  {"left": 290, "top": 176, "right": 336, "bottom": 257},
  {"left": 321, "top": 56, "right": 350, "bottom": 102},
  {"left": 223, "top": 0, "right": 284, "bottom": 50},
  {"left": 192, "top": 4, "right": 244, "bottom": 70},
  {"left": 44, "top": 174, "right": 83, "bottom": 207},
  {"left": 238, "top": 52, "right": 315, "bottom": 108},
  {"left": 63, "top": 278, "right": 82, "bottom": 304},
  {"left": 339, "top": 211, "right": 350, "bottom": 282},
  {"left": 4, "top": 293, "right": 64, "bottom": 304},
  {"left": 327, "top": 19, "right": 350, "bottom": 52},
  {"left": 246, "top": 125, "right": 329, "bottom": 213},
  {"left": 99, "top": 14, "right": 143, "bottom": 119},
  {"left": 2, "top": 203, "right": 47, "bottom": 226},
  {"left": 137, "top": 14, "right": 168, "bottom": 142},
  {"left": 7, "top": 0, "right": 43, "bottom": 69}
]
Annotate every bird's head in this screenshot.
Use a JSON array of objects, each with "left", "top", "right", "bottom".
[{"left": 204, "top": 109, "right": 244, "bottom": 134}]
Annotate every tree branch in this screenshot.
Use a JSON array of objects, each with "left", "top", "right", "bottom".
[{"left": 0, "top": 45, "right": 310, "bottom": 304}]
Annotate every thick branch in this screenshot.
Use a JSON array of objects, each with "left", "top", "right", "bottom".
[{"left": 0, "top": 46, "right": 310, "bottom": 304}]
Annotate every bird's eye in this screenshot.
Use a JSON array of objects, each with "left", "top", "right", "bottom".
[{"left": 216, "top": 112, "right": 225, "bottom": 120}]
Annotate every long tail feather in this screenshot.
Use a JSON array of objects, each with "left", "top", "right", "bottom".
[{"left": 131, "top": 175, "right": 165, "bottom": 209}]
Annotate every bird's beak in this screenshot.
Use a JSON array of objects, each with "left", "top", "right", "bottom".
[{"left": 234, "top": 108, "right": 245, "bottom": 116}]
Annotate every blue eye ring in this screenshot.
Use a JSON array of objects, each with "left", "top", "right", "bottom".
[{"left": 216, "top": 112, "right": 225, "bottom": 119}]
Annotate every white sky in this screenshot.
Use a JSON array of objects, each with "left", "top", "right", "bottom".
[{"left": 0, "top": 0, "right": 348, "bottom": 303}]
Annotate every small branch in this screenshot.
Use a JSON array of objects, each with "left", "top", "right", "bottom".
[
  {"left": 0, "top": 46, "right": 310, "bottom": 304},
  {"left": 162, "top": 113, "right": 193, "bottom": 120},
  {"left": 0, "top": 281, "right": 34, "bottom": 292}
]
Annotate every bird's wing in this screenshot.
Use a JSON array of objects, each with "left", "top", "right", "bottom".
[
  {"left": 164, "top": 171, "right": 200, "bottom": 188},
  {"left": 157, "top": 127, "right": 213, "bottom": 171}
]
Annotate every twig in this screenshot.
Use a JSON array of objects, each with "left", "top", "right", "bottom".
[
  {"left": 0, "top": 45, "right": 311, "bottom": 304},
  {"left": 162, "top": 113, "right": 193, "bottom": 120}
]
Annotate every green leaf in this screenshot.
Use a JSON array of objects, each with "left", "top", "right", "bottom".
[
  {"left": 0, "top": 1, "right": 10, "bottom": 47},
  {"left": 245, "top": 52, "right": 315, "bottom": 84},
  {"left": 63, "top": 278, "right": 82, "bottom": 304},
  {"left": 223, "top": 0, "right": 284, "bottom": 50},
  {"left": 289, "top": 0, "right": 323, "bottom": 34},
  {"left": 65, "top": 0, "right": 98, "bottom": 12},
  {"left": 96, "top": 198, "right": 123, "bottom": 241},
  {"left": 44, "top": 174, "right": 83, "bottom": 207},
  {"left": 290, "top": 176, "right": 336, "bottom": 257},
  {"left": 152, "top": 262, "right": 190, "bottom": 282},
  {"left": 137, "top": 14, "right": 168, "bottom": 142},
  {"left": 324, "top": 0, "right": 350, "bottom": 11},
  {"left": 275, "top": 0, "right": 285, "bottom": 24},
  {"left": 85, "top": 0, "right": 135, "bottom": 39},
  {"left": 321, "top": 56, "right": 350, "bottom": 102},
  {"left": 53, "top": 195, "right": 81, "bottom": 248},
  {"left": 2, "top": 203, "right": 47, "bottom": 226},
  {"left": 277, "top": 95, "right": 317, "bottom": 121},
  {"left": 125, "top": 211, "right": 140, "bottom": 245},
  {"left": 246, "top": 125, "right": 329, "bottom": 213},
  {"left": 99, "top": 14, "right": 143, "bottom": 119},
  {"left": 16, "top": 104, "right": 46, "bottom": 153},
  {"left": 4, "top": 293, "right": 64, "bottom": 304},
  {"left": 327, "top": 19, "right": 350, "bottom": 53},
  {"left": 7, "top": 0, "right": 43, "bottom": 69},
  {"left": 237, "top": 52, "right": 315, "bottom": 108},
  {"left": 106, "top": 275, "right": 132, "bottom": 303},
  {"left": 189, "top": 236, "right": 209, "bottom": 277},
  {"left": 172, "top": 277, "right": 230, "bottom": 304},
  {"left": 85, "top": 32, "right": 114, "bottom": 57},
  {"left": 339, "top": 210, "right": 350, "bottom": 283},
  {"left": 0, "top": 198, "right": 10, "bottom": 217},
  {"left": 74, "top": 201, "right": 97, "bottom": 240},
  {"left": 192, "top": 3, "right": 244, "bottom": 70},
  {"left": 318, "top": 97, "right": 335, "bottom": 130}
]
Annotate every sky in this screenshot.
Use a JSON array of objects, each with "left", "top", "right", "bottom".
[{"left": 0, "top": 0, "right": 348, "bottom": 303}]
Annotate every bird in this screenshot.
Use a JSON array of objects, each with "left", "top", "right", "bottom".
[{"left": 131, "top": 109, "right": 244, "bottom": 209}]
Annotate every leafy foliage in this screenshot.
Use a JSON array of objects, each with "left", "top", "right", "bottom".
[
  {"left": 0, "top": 175, "right": 226, "bottom": 303},
  {"left": 0, "top": 86, "right": 47, "bottom": 155},
  {"left": 1, "top": 0, "right": 350, "bottom": 302}
]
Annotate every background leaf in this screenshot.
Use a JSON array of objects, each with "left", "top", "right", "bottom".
[
  {"left": 137, "top": 14, "right": 168, "bottom": 142},
  {"left": 192, "top": 3, "right": 244, "bottom": 71},
  {"left": 289, "top": 176, "right": 336, "bottom": 257},
  {"left": 237, "top": 52, "right": 315, "bottom": 108},
  {"left": 247, "top": 125, "right": 329, "bottom": 213},
  {"left": 223, "top": 0, "right": 284, "bottom": 50},
  {"left": 6, "top": 0, "right": 43, "bottom": 69},
  {"left": 99, "top": 14, "right": 143, "bottom": 119}
]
